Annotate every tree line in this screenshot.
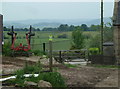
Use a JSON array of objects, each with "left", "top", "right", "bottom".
[{"left": 3, "top": 23, "right": 111, "bottom": 32}]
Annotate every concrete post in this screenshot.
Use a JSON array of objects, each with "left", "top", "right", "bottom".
[{"left": 113, "top": 1, "right": 120, "bottom": 64}]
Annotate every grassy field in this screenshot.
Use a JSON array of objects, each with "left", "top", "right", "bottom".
[{"left": 4, "top": 31, "right": 100, "bottom": 51}]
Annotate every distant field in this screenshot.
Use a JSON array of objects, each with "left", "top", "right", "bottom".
[
  {"left": 4, "top": 31, "right": 100, "bottom": 50},
  {"left": 4, "top": 31, "right": 72, "bottom": 50}
]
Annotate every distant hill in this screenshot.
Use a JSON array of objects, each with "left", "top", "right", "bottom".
[{"left": 4, "top": 17, "right": 111, "bottom": 29}]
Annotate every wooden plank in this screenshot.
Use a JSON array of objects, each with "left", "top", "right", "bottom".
[
  {"left": 53, "top": 51, "right": 86, "bottom": 55},
  {"left": 64, "top": 60, "right": 85, "bottom": 62},
  {"left": 53, "top": 49, "right": 87, "bottom": 52},
  {"left": 54, "top": 56, "right": 85, "bottom": 59}
]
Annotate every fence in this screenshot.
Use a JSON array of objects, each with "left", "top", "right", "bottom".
[
  {"left": 31, "top": 40, "right": 71, "bottom": 51},
  {"left": 53, "top": 49, "right": 88, "bottom": 63}
]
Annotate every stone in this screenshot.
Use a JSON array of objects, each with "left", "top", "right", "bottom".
[
  {"left": 38, "top": 80, "right": 52, "bottom": 87},
  {"left": 24, "top": 81, "right": 37, "bottom": 86}
]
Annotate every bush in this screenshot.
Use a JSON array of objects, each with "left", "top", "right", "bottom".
[
  {"left": 31, "top": 50, "right": 45, "bottom": 56},
  {"left": 57, "top": 34, "right": 67, "bottom": 38},
  {"left": 15, "top": 62, "right": 43, "bottom": 74},
  {"left": 37, "top": 72, "right": 66, "bottom": 87},
  {"left": 88, "top": 48, "right": 100, "bottom": 55},
  {"left": 2, "top": 42, "right": 12, "bottom": 56}
]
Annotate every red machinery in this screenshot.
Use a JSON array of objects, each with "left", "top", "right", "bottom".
[{"left": 7, "top": 25, "right": 35, "bottom": 56}]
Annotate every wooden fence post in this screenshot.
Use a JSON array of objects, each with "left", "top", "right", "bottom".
[
  {"left": 0, "top": 14, "right": 3, "bottom": 55},
  {"left": 59, "top": 51, "right": 62, "bottom": 63},
  {"left": 43, "top": 43, "right": 46, "bottom": 54},
  {"left": 49, "top": 35, "right": 53, "bottom": 72}
]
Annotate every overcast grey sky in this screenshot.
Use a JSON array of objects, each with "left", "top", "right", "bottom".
[{"left": 2, "top": 2, "right": 114, "bottom": 21}]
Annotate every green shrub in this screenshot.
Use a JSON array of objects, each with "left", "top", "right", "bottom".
[
  {"left": 23, "top": 64, "right": 42, "bottom": 74},
  {"left": 57, "top": 34, "right": 68, "bottom": 38},
  {"left": 31, "top": 50, "right": 45, "bottom": 56},
  {"left": 2, "top": 43, "right": 12, "bottom": 56},
  {"left": 8, "top": 71, "right": 66, "bottom": 87},
  {"left": 37, "top": 72, "right": 66, "bottom": 87},
  {"left": 6, "top": 69, "right": 26, "bottom": 87},
  {"left": 88, "top": 48, "right": 100, "bottom": 55},
  {"left": 15, "top": 62, "right": 43, "bottom": 74}
]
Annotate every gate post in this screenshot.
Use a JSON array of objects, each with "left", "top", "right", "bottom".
[
  {"left": 43, "top": 43, "right": 46, "bottom": 54},
  {"left": 113, "top": 1, "right": 120, "bottom": 65},
  {"left": 49, "top": 35, "right": 53, "bottom": 72},
  {"left": 59, "top": 51, "right": 63, "bottom": 63}
]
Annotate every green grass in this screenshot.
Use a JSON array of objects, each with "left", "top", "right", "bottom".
[
  {"left": 4, "top": 31, "right": 100, "bottom": 51},
  {"left": 64, "top": 64, "right": 78, "bottom": 68}
]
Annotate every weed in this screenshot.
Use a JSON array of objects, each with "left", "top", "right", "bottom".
[
  {"left": 37, "top": 72, "right": 66, "bottom": 87},
  {"left": 2, "top": 43, "right": 12, "bottom": 56},
  {"left": 9, "top": 63, "right": 66, "bottom": 87},
  {"left": 64, "top": 64, "right": 78, "bottom": 68},
  {"left": 31, "top": 50, "right": 46, "bottom": 56}
]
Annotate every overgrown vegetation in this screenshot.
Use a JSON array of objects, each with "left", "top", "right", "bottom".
[
  {"left": 2, "top": 42, "right": 12, "bottom": 56},
  {"left": 15, "top": 61, "right": 43, "bottom": 74},
  {"left": 31, "top": 50, "right": 46, "bottom": 56},
  {"left": 2, "top": 41, "right": 45, "bottom": 56},
  {"left": 6, "top": 63, "right": 66, "bottom": 88}
]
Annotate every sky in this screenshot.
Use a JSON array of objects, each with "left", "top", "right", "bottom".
[{"left": 0, "top": 2, "right": 114, "bottom": 21}]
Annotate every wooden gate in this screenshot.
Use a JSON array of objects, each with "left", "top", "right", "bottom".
[{"left": 53, "top": 49, "right": 87, "bottom": 63}]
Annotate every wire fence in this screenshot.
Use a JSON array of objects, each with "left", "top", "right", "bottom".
[{"left": 31, "top": 40, "right": 71, "bottom": 51}]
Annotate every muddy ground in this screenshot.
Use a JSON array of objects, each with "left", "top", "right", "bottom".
[{"left": 2, "top": 56, "right": 119, "bottom": 88}]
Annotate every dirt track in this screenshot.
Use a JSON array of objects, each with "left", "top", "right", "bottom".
[{"left": 2, "top": 56, "right": 119, "bottom": 88}]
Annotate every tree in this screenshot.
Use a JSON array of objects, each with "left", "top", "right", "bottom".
[
  {"left": 71, "top": 27, "right": 84, "bottom": 49},
  {"left": 80, "top": 24, "right": 89, "bottom": 31},
  {"left": 58, "top": 24, "right": 69, "bottom": 31},
  {"left": 88, "top": 35, "right": 101, "bottom": 48},
  {"left": 69, "top": 25, "right": 75, "bottom": 31},
  {"left": 90, "top": 25, "right": 101, "bottom": 31}
]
